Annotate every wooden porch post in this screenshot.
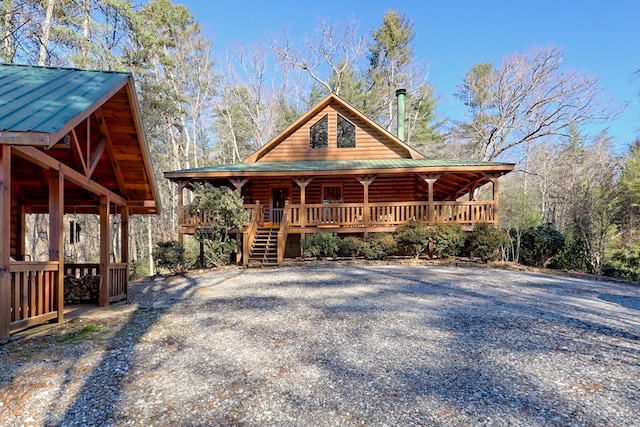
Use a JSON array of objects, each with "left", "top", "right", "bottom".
[
  {"left": 420, "top": 175, "right": 439, "bottom": 224},
  {"left": 491, "top": 176, "right": 500, "bottom": 225},
  {"left": 230, "top": 178, "right": 248, "bottom": 193},
  {"left": 357, "top": 176, "right": 376, "bottom": 227},
  {"left": 99, "top": 195, "right": 110, "bottom": 307},
  {"left": 293, "top": 178, "right": 312, "bottom": 228},
  {"left": 0, "top": 146, "right": 11, "bottom": 341},
  {"left": 49, "top": 169, "right": 64, "bottom": 323}
]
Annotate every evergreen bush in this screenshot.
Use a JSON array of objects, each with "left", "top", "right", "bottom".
[
  {"left": 394, "top": 221, "right": 430, "bottom": 259},
  {"left": 152, "top": 240, "right": 187, "bottom": 275},
  {"left": 362, "top": 233, "right": 397, "bottom": 260},
  {"left": 338, "top": 236, "right": 366, "bottom": 258},
  {"left": 430, "top": 223, "right": 465, "bottom": 258},
  {"left": 302, "top": 232, "right": 340, "bottom": 259},
  {"left": 519, "top": 224, "right": 565, "bottom": 267},
  {"left": 467, "top": 223, "right": 507, "bottom": 262}
]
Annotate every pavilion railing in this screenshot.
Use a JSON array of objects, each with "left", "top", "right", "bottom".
[
  {"left": 9, "top": 261, "right": 60, "bottom": 333},
  {"left": 108, "top": 263, "right": 128, "bottom": 303}
]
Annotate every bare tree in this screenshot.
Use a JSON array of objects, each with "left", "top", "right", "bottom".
[
  {"left": 455, "top": 46, "right": 617, "bottom": 161},
  {"left": 271, "top": 17, "right": 368, "bottom": 97}
]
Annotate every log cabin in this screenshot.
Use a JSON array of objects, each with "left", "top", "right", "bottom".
[
  {"left": 165, "top": 91, "right": 515, "bottom": 267},
  {"left": 0, "top": 64, "right": 160, "bottom": 341}
]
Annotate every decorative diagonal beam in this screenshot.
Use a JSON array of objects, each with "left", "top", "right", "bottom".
[
  {"left": 70, "top": 128, "right": 88, "bottom": 176},
  {"left": 12, "top": 146, "right": 127, "bottom": 206},
  {"left": 87, "top": 136, "right": 106, "bottom": 179},
  {"left": 229, "top": 178, "right": 249, "bottom": 191},
  {"left": 94, "top": 110, "right": 126, "bottom": 196}
]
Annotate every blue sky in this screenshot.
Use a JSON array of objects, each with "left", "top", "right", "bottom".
[{"left": 177, "top": 0, "right": 639, "bottom": 150}]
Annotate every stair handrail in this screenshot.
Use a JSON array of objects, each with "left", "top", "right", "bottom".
[
  {"left": 277, "top": 200, "right": 289, "bottom": 264},
  {"left": 243, "top": 200, "right": 261, "bottom": 267}
]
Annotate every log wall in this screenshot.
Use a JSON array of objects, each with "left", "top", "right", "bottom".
[{"left": 243, "top": 175, "right": 422, "bottom": 205}]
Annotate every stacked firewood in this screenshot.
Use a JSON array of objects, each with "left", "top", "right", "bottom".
[{"left": 64, "top": 274, "right": 101, "bottom": 304}]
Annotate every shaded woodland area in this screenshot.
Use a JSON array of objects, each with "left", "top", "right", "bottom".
[{"left": 1, "top": 0, "right": 638, "bottom": 279}]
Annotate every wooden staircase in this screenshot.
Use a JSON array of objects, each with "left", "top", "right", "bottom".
[{"left": 248, "top": 227, "right": 279, "bottom": 267}]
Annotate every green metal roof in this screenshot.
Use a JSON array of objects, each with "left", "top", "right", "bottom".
[
  {"left": 166, "top": 158, "right": 514, "bottom": 177},
  {"left": 0, "top": 63, "right": 129, "bottom": 133}
]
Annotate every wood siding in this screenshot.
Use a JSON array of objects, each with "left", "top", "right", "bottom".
[
  {"left": 259, "top": 105, "right": 410, "bottom": 162},
  {"left": 243, "top": 175, "right": 423, "bottom": 205}
]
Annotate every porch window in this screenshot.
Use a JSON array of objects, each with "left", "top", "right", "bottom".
[
  {"left": 337, "top": 114, "right": 355, "bottom": 148},
  {"left": 322, "top": 185, "right": 342, "bottom": 203},
  {"left": 309, "top": 115, "right": 328, "bottom": 149}
]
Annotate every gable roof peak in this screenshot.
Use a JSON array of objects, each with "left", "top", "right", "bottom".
[{"left": 243, "top": 91, "right": 424, "bottom": 163}]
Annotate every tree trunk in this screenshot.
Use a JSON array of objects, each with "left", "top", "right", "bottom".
[
  {"left": 81, "top": 0, "right": 91, "bottom": 61},
  {"left": 39, "top": 0, "right": 57, "bottom": 65},
  {"left": 2, "top": 0, "right": 15, "bottom": 63}
]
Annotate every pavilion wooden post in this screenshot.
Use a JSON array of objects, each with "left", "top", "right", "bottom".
[
  {"left": 357, "top": 176, "right": 376, "bottom": 227},
  {"left": 420, "top": 175, "right": 439, "bottom": 224},
  {"left": 99, "top": 195, "right": 110, "bottom": 307},
  {"left": 491, "top": 175, "right": 500, "bottom": 225},
  {"left": 177, "top": 180, "right": 187, "bottom": 244},
  {"left": 49, "top": 169, "right": 64, "bottom": 323},
  {"left": 0, "top": 146, "right": 11, "bottom": 341},
  {"left": 293, "top": 178, "right": 313, "bottom": 228}
]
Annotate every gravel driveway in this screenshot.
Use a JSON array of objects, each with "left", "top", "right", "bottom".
[{"left": 1, "top": 262, "right": 639, "bottom": 426}]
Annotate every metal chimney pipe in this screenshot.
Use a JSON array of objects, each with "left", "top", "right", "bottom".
[{"left": 396, "top": 88, "right": 406, "bottom": 141}]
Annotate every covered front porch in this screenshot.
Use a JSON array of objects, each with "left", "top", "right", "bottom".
[{"left": 173, "top": 166, "right": 508, "bottom": 266}]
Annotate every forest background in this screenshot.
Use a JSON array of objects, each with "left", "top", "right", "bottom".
[{"left": 1, "top": 0, "right": 639, "bottom": 279}]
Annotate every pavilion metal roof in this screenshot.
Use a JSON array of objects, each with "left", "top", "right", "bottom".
[{"left": 0, "top": 63, "right": 128, "bottom": 134}]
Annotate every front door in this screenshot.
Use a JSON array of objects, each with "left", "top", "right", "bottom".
[{"left": 270, "top": 187, "right": 289, "bottom": 224}]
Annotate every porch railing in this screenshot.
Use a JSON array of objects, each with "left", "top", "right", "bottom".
[
  {"left": 180, "top": 200, "right": 496, "bottom": 231},
  {"left": 288, "top": 200, "right": 496, "bottom": 228},
  {"left": 242, "top": 202, "right": 262, "bottom": 266},
  {"left": 65, "top": 263, "right": 99, "bottom": 277},
  {"left": 9, "top": 261, "right": 60, "bottom": 333}
]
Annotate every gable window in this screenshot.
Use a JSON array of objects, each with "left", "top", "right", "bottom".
[
  {"left": 337, "top": 114, "right": 356, "bottom": 148},
  {"left": 309, "top": 115, "right": 328, "bottom": 149}
]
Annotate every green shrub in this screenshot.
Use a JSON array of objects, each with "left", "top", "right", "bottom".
[
  {"left": 183, "top": 234, "right": 237, "bottom": 269},
  {"left": 394, "top": 221, "right": 430, "bottom": 259},
  {"left": 548, "top": 237, "right": 588, "bottom": 271},
  {"left": 519, "top": 224, "right": 565, "bottom": 267},
  {"left": 430, "top": 223, "right": 465, "bottom": 259},
  {"left": 467, "top": 223, "right": 507, "bottom": 262},
  {"left": 338, "top": 236, "right": 366, "bottom": 258},
  {"left": 302, "top": 232, "right": 340, "bottom": 259},
  {"left": 128, "top": 258, "right": 146, "bottom": 280},
  {"left": 603, "top": 248, "right": 640, "bottom": 281},
  {"left": 152, "top": 241, "right": 186, "bottom": 275},
  {"left": 362, "top": 233, "right": 397, "bottom": 260}
]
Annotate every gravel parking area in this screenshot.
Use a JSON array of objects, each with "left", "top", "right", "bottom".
[{"left": 1, "top": 262, "right": 639, "bottom": 426}]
